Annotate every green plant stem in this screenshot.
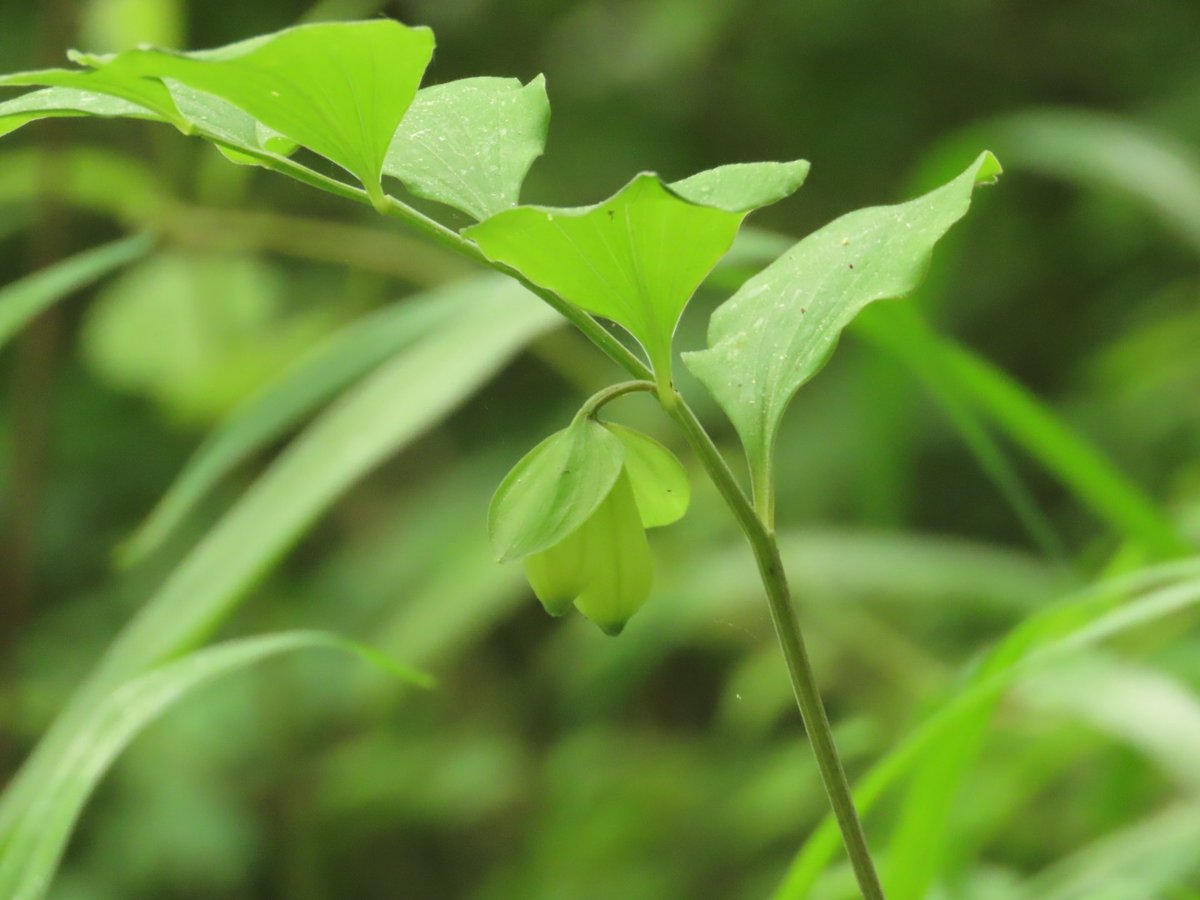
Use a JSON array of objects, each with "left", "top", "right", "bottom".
[
  {"left": 574, "top": 380, "right": 658, "bottom": 422},
  {"left": 667, "top": 398, "right": 885, "bottom": 899},
  {"left": 308, "top": 185, "right": 885, "bottom": 897}
]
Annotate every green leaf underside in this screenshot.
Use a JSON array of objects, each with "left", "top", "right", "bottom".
[
  {"left": 683, "top": 151, "right": 1001, "bottom": 484},
  {"left": 0, "top": 65, "right": 183, "bottom": 125},
  {"left": 603, "top": 422, "right": 689, "bottom": 528},
  {"left": 0, "top": 631, "right": 428, "bottom": 900},
  {"left": 464, "top": 161, "right": 807, "bottom": 380},
  {"left": 488, "top": 417, "right": 625, "bottom": 562},
  {"left": 386, "top": 75, "right": 550, "bottom": 221},
  {"left": 71, "top": 21, "right": 435, "bottom": 203},
  {"left": 0, "top": 86, "right": 158, "bottom": 138},
  {"left": 523, "top": 472, "right": 652, "bottom": 635},
  {"left": 0, "top": 81, "right": 298, "bottom": 170}
]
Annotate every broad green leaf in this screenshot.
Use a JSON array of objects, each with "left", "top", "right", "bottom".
[
  {"left": 122, "top": 291, "right": 467, "bottom": 565},
  {"left": 0, "top": 86, "right": 159, "bottom": 138},
  {"left": 525, "top": 472, "right": 653, "bottom": 635},
  {"left": 71, "top": 21, "right": 435, "bottom": 206},
  {"left": 0, "top": 630, "right": 428, "bottom": 900},
  {"left": 0, "top": 233, "right": 153, "bottom": 351},
  {"left": 488, "top": 416, "right": 626, "bottom": 562},
  {"left": 684, "top": 151, "right": 1000, "bottom": 492},
  {"left": 0, "top": 276, "right": 558, "bottom": 845},
  {"left": 385, "top": 75, "right": 550, "bottom": 221},
  {"left": 603, "top": 423, "right": 689, "bottom": 528},
  {"left": 464, "top": 160, "right": 808, "bottom": 383}
]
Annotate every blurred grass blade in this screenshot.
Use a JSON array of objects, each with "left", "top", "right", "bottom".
[
  {"left": 773, "top": 557, "right": 1200, "bottom": 898},
  {"left": 1020, "top": 804, "right": 1200, "bottom": 900},
  {"left": 0, "top": 233, "right": 153, "bottom": 350},
  {"left": 967, "top": 109, "right": 1200, "bottom": 255},
  {"left": 0, "top": 630, "right": 429, "bottom": 900},
  {"left": 934, "top": 328, "right": 1186, "bottom": 558},
  {"left": 121, "top": 288, "right": 472, "bottom": 565},
  {"left": 1018, "top": 655, "right": 1200, "bottom": 792},
  {"left": 855, "top": 304, "right": 1066, "bottom": 559},
  {"left": 0, "top": 276, "right": 557, "bottom": 844}
]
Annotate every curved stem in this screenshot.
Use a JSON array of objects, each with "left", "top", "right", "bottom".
[
  {"left": 376, "top": 191, "right": 884, "bottom": 897},
  {"left": 573, "top": 380, "right": 657, "bottom": 423}
]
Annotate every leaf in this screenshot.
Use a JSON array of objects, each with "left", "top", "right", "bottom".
[
  {"left": 488, "top": 416, "right": 626, "bottom": 562},
  {"left": 385, "top": 75, "right": 550, "bottom": 221},
  {"left": 524, "top": 472, "right": 653, "bottom": 635},
  {"left": 0, "top": 64, "right": 183, "bottom": 126},
  {"left": 669, "top": 160, "right": 812, "bottom": 213},
  {"left": 683, "top": 151, "right": 1000, "bottom": 492},
  {"left": 464, "top": 160, "right": 808, "bottom": 382},
  {"left": 0, "top": 630, "right": 429, "bottom": 900},
  {"left": 71, "top": 20, "right": 435, "bottom": 206},
  {"left": 0, "top": 86, "right": 159, "bottom": 138},
  {"left": 121, "top": 289, "right": 468, "bottom": 565},
  {"left": 0, "top": 233, "right": 153, "bottom": 351},
  {"left": 0, "top": 276, "right": 558, "bottom": 846},
  {"left": 602, "top": 423, "right": 689, "bottom": 528}
]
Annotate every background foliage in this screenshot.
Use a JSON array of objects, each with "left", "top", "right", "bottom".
[{"left": 1, "top": 0, "right": 1199, "bottom": 897}]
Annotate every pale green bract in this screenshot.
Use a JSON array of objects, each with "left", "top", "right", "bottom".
[
  {"left": 464, "top": 161, "right": 809, "bottom": 386},
  {"left": 69, "top": 20, "right": 435, "bottom": 207},
  {"left": 386, "top": 75, "right": 550, "bottom": 221},
  {"left": 604, "top": 423, "right": 690, "bottom": 528},
  {"left": 491, "top": 414, "right": 689, "bottom": 633},
  {"left": 683, "top": 151, "right": 1001, "bottom": 492},
  {"left": 488, "top": 417, "right": 626, "bottom": 563},
  {"left": 524, "top": 472, "right": 653, "bottom": 635}
]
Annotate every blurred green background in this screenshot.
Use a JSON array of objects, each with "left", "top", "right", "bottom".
[{"left": 2, "top": 0, "right": 1200, "bottom": 897}]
